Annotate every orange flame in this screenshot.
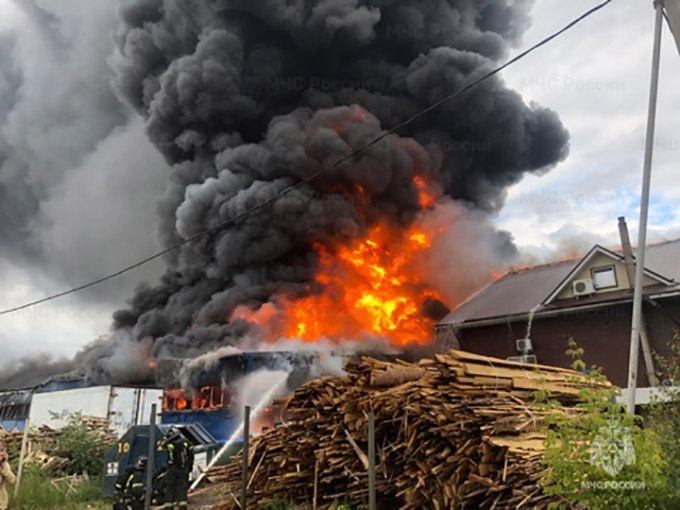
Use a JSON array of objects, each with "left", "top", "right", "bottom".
[
  {"left": 413, "top": 175, "right": 437, "bottom": 208},
  {"left": 233, "top": 216, "right": 449, "bottom": 345},
  {"left": 252, "top": 406, "right": 282, "bottom": 436},
  {"left": 162, "top": 386, "right": 231, "bottom": 412}
]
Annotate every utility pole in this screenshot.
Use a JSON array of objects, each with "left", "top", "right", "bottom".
[
  {"left": 241, "top": 405, "right": 251, "bottom": 510},
  {"left": 626, "top": 0, "right": 665, "bottom": 413},
  {"left": 145, "top": 403, "right": 157, "bottom": 510},
  {"left": 14, "top": 416, "right": 31, "bottom": 500}
]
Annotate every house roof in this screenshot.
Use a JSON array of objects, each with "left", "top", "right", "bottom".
[
  {"left": 543, "top": 244, "right": 673, "bottom": 304},
  {"left": 639, "top": 239, "right": 680, "bottom": 281},
  {"left": 439, "top": 239, "right": 680, "bottom": 328}
]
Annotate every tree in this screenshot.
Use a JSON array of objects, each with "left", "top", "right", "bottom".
[
  {"left": 539, "top": 340, "right": 672, "bottom": 509},
  {"left": 52, "top": 412, "right": 114, "bottom": 476}
]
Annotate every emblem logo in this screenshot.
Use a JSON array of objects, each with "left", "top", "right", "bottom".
[{"left": 590, "top": 420, "right": 636, "bottom": 477}]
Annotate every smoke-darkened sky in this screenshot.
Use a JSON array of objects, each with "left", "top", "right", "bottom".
[{"left": 0, "top": 0, "right": 679, "bottom": 384}]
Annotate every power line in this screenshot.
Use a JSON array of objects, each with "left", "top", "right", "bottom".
[{"left": 0, "top": 0, "right": 613, "bottom": 317}]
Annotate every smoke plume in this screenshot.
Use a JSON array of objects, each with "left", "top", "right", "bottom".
[
  {"left": 0, "top": 353, "right": 75, "bottom": 390},
  {"left": 101, "top": 0, "right": 568, "bottom": 377},
  {"left": 2, "top": 0, "right": 570, "bottom": 387}
]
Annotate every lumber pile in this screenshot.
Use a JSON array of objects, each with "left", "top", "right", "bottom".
[
  {"left": 81, "top": 416, "right": 113, "bottom": 433},
  {"left": 0, "top": 426, "right": 61, "bottom": 464},
  {"left": 0, "top": 416, "right": 114, "bottom": 473},
  {"left": 24, "top": 450, "right": 69, "bottom": 473},
  {"left": 202, "top": 350, "right": 609, "bottom": 509}
]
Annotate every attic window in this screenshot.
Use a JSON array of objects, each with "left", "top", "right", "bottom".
[{"left": 592, "top": 266, "right": 617, "bottom": 289}]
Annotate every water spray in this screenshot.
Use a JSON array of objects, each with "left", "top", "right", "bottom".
[{"left": 190, "top": 371, "right": 290, "bottom": 491}]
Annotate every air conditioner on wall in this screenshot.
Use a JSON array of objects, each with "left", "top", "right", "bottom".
[
  {"left": 516, "top": 338, "right": 533, "bottom": 353},
  {"left": 507, "top": 354, "right": 538, "bottom": 364},
  {"left": 573, "top": 278, "right": 595, "bottom": 296}
]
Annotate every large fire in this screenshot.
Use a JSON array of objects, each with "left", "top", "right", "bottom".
[
  {"left": 232, "top": 211, "right": 448, "bottom": 345},
  {"left": 283, "top": 223, "right": 444, "bottom": 344}
]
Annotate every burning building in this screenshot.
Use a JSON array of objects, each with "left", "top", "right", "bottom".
[{"left": 157, "top": 350, "right": 324, "bottom": 441}]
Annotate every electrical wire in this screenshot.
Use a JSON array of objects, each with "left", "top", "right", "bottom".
[{"left": 0, "top": 0, "right": 614, "bottom": 317}]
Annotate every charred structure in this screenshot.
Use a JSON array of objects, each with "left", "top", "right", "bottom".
[{"left": 155, "top": 351, "right": 322, "bottom": 390}]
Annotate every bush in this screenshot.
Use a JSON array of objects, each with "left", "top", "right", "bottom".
[
  {"left": 539, "top": 340, "right": 674, "bottom": 509},
  {"left": 647, "top": 333, "right": 680, "bottom": 506},
  {"left": 52, "top": 412, "right": 114, "bottom": 477}
]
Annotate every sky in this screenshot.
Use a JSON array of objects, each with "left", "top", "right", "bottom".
[
  {"left": 0, "top": 0, "right": 678, "bottom": 363},
  {"left": 499, "top": 0, "right": 680, "bottom": 260}
]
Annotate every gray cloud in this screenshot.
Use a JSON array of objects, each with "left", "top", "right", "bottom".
[
  {"left": 0, "top": 0, "right": 168, "bottom": 303},
  {"left": 498, "top": 0, "right": 680, "bottom": 259}
]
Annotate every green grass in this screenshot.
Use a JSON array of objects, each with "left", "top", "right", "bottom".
[{"left": 9, "top": 466, "right": 109, "bottom": 510}]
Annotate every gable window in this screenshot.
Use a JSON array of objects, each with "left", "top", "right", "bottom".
[{"left": 592, "top": 266, "right": 618, "bottom": 290}]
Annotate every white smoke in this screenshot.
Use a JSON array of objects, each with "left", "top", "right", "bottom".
[
  {"left": 178, "top": 345, "right": 242, "bottom": 389},
  {"left": 418, "top": 199, "right": 518, "bottom": 306},
  {"left": 236, "top": 369, "right": 291, "bottom": 412}
]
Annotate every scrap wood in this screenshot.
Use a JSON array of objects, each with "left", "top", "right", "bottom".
[
  {"left": 197, "top": 349, "right": 610, "bottom": 510},
  {"left": 343, "top": 429, "right": 369, "bottom": 469},
  {"left": 369, "top": 366, "right": 424, "bottom": 387}
]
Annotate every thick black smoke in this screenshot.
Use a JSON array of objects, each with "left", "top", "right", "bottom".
[
  {"left": 83, "top": 0, "right": 570, "bottom": 380},
  {"left": 0, "top": 0, "right": 563, "bottom": 385}
]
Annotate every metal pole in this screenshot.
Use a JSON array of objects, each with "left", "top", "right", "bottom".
[
  {"left": 618, "top": 217, "right": 658, "bottom": 386},
  {"left": 368, "top": 411, "right": 376, "bottom": 510},
  {"left": 145, "top": 403, "right": 157, "bottom": 510},
  {"left": 13, "top": 416, "right": 31, "bottom": 500},
  {"left": 627, "top": 0, "right": 665, "bottom": 414},
  {"left": 241, "top": 405, "right": 251, "bottom": 510}
]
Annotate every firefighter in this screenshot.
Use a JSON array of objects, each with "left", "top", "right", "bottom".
[
  {"left": 0, "top": 443, "right": 16, "bottom": 510},
  {"left": 151, "top": 467, "right": 168, "bottom": 507},
  {"left": 113, "top": 456, "right": 147, "bottom": 510},
  {"left": 160, "top": 428, "right": 194, "bottom": 509}
]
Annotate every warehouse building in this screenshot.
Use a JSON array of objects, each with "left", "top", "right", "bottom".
[{"left": 0, "top": 380, "right": 160, "bottom": 436}]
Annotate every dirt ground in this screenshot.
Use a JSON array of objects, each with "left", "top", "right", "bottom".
[{"left": 189, "top": 484, "right": 235, "bottom": 508}]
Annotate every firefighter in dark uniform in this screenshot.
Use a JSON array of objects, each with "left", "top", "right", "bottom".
[
  {"left": 151, "top": 467, "right": 168, "bottom": 507},
  {"left": 113, "top": 456, "right": 147, "bottom": 510},
  {"left": 160, "top": 428, "right": 194, "bottom": 509}
]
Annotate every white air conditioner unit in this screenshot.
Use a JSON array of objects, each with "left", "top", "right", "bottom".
[
  {"left": 573, "top": 278, "right": 595, "bottom": 296},
  {"left": 507, "top": 354, "right": 538, "bottom": 364},
  {"left": 516, "top": 338, "right": 533, "bottom": 353}
]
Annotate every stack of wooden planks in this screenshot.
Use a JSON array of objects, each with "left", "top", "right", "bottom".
[
  {"left": 0, "top": 426, "right": 61, "bottom": 463},
  {"left": 201, "top": 350, "right": 609, "bottom": 509},
  {"left": 0, "top": 417, "right": 113, "bottom": 471}
]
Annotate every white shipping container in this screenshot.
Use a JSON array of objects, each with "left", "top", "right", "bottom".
[{"left": 29, "top": 386, "right": 163, "bottom": 438}]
